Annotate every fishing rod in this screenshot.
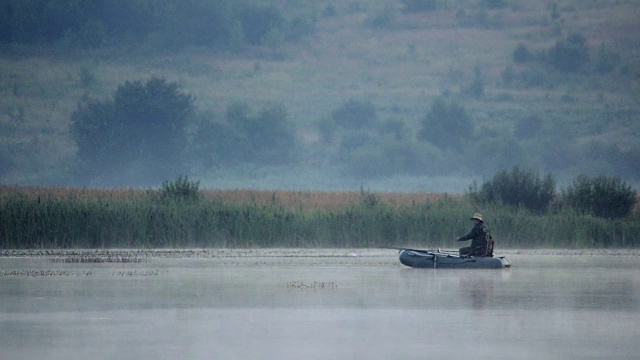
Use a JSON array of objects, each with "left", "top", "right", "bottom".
[{"left": 380, "top": 246, "right": 459, "bottom": 255}]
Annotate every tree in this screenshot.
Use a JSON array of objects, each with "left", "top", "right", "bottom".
[
  {"left": 222, "top": 103, "right": 297, "bottom": 166},
  {"left": 71, "top": 78, "right": 194, "bottom": 186},
  {"left": 547, "top": 33, "right": 590, "bottom": 72},
  {"left": 418, "top": 98, "right": 472, "bottom": 150},
  {"left": 469, "top": 167, "right": 556, "bottom": 213},
  {"left": 243, "top": 103, "right": 296, "bottom": 165},
  {"left": 0, "top": 0, "right": 314, "bottom": 51}
]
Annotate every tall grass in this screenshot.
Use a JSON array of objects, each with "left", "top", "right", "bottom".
[{"left": 0, "top": 186, "right": 638, "bottom": 249}]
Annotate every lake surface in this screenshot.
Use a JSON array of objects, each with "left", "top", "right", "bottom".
[{"left": 1, "top": 249, "right": 639, "bottom": 360}]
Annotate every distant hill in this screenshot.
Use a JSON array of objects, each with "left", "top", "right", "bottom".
[{"left": 0, "top": 0, "right": 638, "bottom": 191}]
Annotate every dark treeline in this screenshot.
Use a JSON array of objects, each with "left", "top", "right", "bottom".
[
  {"left": 0, "top": 0, "right": 316, "bottom": 50},
  {"left": 66, "top": 76, "right": 640, "bottom": 188},
  {"left": 70, "top": 78, "right": 297, "bottom": 186}
]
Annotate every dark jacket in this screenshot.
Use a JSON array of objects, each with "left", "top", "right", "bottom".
[{"left": 458, "top": 222, "right": 491, "bottom": 255}]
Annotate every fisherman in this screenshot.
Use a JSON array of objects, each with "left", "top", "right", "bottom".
[{"left": 455, "top": 212, "right": 492, "bottom": 257}]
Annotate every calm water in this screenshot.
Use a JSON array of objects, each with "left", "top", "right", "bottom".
[{"left": 0, "top": 250, "right": 639, "bottom": 360}]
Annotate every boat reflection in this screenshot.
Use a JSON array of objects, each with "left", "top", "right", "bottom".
[{"left": 394, "top": 266, "right": 513, "bottom": 310}]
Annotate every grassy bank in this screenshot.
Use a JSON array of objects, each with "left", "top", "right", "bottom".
[{"left": 1, "top": 186, "right": 638, "bottom": 249}]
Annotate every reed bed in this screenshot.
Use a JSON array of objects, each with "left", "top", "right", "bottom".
[
  {"left": 202, "top": 189, "right": 457, "bottom": 211},
  {"left": 0, "top": 186, "right": 638, "bottom": 249},
  {"left": 0, "top": 186, "right": 456, "bottom": 211}
]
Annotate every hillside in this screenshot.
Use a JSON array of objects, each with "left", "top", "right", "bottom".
[{"left": 0, "top": 0, "right": 639, "bottom": 191}]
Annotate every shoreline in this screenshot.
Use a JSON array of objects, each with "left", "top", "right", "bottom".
[{"left": 2, "top": 248, "right": 640, "bottom": 258}]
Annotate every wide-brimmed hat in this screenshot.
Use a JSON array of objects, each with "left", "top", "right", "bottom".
[{"left": 470, "top": 212, "right": 483, "bottom": 222}]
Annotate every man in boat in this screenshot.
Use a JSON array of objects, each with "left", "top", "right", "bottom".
[{"left": 455, "top": 212, "right": 492, "bottom": 257}]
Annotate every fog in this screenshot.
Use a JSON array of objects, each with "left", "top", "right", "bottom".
[{"left": 1, "top": 1, "right": 639, "bottom": 191}]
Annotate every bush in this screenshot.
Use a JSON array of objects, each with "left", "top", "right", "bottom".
[
  {"left": 469, "top": 167, "right": 556, "bottom": 213},
  {"left": 561, "top": 175, "right": 637, "bottom": 218},
  {"left": 418, "top": 98, "right": 472, "bottom": 150},
  {"left": 71, "top": 78, "right": 194, "bottom": 186},
  {"left": 546, "top": 33, "right": 590, "bottom": 72},
  {"left": 160, "top": 175, "right": 200, "bottom": 202}
]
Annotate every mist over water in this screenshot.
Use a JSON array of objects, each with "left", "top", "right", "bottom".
[{"left": 1, "top": 250, "right": 639, "bottom": 359}]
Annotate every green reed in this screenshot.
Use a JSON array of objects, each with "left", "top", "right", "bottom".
[{"left": 0, "top": 188, "right": 638, "bottom": 249}]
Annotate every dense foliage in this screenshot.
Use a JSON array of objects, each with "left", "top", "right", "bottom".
[
  {"left": 71, "top": 78, "right": 194, "bottom": 186},
  {"left": 160, "top": 176, "right": 201, "bottom": 202},
  {"left": 418, "top": 98, "right": 473, "bottom": 150},
  {"left": 192, "top": 103, "right": 297, "bottom": 168},
  {"left": 510, "top": 32, "right": 619, "bottom": 76},
  {"left": 71, "top": 75, "right": 299, "bottom": 186},
  {"left": 561, "top": 175, "right": 637, "bottom": 219},
  {"left": 469, "top": 167, "right": 556, "bottom": 214},
  {"left": 0, "top": 0, "right": 315, "bottom": 50},
  {"left": 546, "top": 33, "right": 590, "bottom": 72}
]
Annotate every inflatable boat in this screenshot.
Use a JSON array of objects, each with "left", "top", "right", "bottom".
[{"left": 399, "top": 249, "right": 511, "bottom": 269}]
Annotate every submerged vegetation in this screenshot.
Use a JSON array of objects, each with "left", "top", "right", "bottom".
[{"left": 1, "top": 183, "right": 637, "bottom": 249}]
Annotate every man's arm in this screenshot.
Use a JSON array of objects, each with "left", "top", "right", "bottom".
[{"left": 456, "top": 226, "right": 480, "bottom": 241}]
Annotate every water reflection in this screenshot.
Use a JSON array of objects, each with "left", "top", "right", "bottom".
[
  {"left": 459, "top": 276, "right": 494, "bottom": 309},
  {"left": 1, "top": 253, "right": 639, "bottom": 360}
]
